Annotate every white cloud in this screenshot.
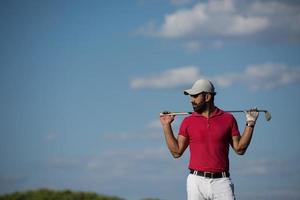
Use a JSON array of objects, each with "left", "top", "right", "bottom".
[
  {"left": 213, "top": 63, "right": 300, "bottom": 90},
  {"left": 224, "top": 16, "right": 269, "bottom": 36},
  {"left": 130, "top": 63, "right": 300, "bottom": 91},
  {"left": 138, "top": 0, "right": 300, "bottom": 42},
  {"left": 130, "top": 66, "right": 201, "bottom": 89},
  {"left": 249, "top": 1, "right": 300, "bottom": 16},
  {"left": 159, "top": 4, "right": 209, "bottom": 38}
]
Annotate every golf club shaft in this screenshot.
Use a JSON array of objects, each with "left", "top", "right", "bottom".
[
  {"left": 160, "top": 110, "right": 268, "bottom": 115},
  {"left": 226, "top": 110, "right": 268, "bottom": 113},
  {"left": 160, "top": 109, "right": 271, "bottom": 121},
  {"left": 160, "top": 112, "right": 192, "bottom": 116}
]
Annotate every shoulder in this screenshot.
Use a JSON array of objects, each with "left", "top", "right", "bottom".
[
  {"left": 180, "top": 113, "right": 200, "bottom": 127},
  {"left": 183, "top": 112, "right": 203, "bottom": 121},
  {"left": 181, "top": 114, "right": 194, "bottom": 124},
  {"left": 215, "top": 108, "right": 237, "bottom": 121},
  {"left": 216, "top": 108, "right": 240, "bottom": 134}
]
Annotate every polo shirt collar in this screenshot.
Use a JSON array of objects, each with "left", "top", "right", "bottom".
[{"left": 191, "top": 107, "right": 224, "bottom": 118}]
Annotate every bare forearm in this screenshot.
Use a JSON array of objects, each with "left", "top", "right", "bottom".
[
  {"left": 241, "top": 126, "right": 254, "bottom": 146},
  {"left": 237, "top": 126, "right": 254, "bottom": 154},
  {"left": 162, "top": 124, "right": 180, "bottom": 157},
  {"left": 235, "top": 108, "right": 260, "bottom": 154}
]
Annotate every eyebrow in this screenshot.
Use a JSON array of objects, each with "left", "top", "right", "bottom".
[{"left": 190, "top": 93, "right": 204, "bottom": 97}]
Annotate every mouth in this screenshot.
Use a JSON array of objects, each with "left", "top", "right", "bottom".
[
  {"left": 192, "top": 103, "right": 200, "bottom": 111},
  {"left": 192, "top": 103, "right": 199, "bottom": 107}
]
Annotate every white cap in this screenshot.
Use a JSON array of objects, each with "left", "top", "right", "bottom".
[{"left": 184, "top": 79, "right": 216, "bottom": 95}]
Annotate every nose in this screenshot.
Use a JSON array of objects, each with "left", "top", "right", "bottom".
[
  {"left": 190, "top": 95, "right": 196, "bottom": 101},
  {"left": 190, "top": 98, "right": 196, "bottom": 104}
]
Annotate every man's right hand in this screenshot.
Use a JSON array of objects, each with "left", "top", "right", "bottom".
[{"left": 160, "top": 112, "right": 175, "bottom": 126}]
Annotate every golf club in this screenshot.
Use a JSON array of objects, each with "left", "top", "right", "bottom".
[{"left": 160, "top": 109, "right": 272, "bottom": 121}]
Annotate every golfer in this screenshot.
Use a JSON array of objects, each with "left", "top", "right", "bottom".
[{"left": 160, "top": 79, "right": 259, "bottom": 200}]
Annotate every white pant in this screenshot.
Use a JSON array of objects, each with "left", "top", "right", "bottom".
[{"left": 187, "top": 174, "right": 235, "bottom": 200}]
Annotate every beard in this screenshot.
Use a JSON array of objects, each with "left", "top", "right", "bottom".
[{"left": 192, "top": 102, "right": 208, "bottom": 113}]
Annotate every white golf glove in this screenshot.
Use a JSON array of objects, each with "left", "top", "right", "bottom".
[{"left": 244, "top": 108, "right": 259, "bottom": 123}]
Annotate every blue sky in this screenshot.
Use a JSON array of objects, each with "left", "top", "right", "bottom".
[{"left": 0, "top": 0, "right": 300, "bottom": 199}]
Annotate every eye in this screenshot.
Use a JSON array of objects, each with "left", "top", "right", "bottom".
[{"left": 191, "top": 93, "right": 200, "bottom": 98}]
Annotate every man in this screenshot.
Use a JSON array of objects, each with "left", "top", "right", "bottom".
[{"left": 160, "top": 79, "right": 259, "bottom": 200}]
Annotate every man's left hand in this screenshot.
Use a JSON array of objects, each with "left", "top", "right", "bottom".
[{"left": 245, "top": 108, "right": 259, "bottom": 123}]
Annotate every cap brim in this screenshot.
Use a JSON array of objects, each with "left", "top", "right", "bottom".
[
  {"left": 184, "top": 89, "right": 198, "bottom": 95},
  {"left": 184, "top": 91, "right": 189, "bottom": 95},
  {"left": 184, "top": 89, "right": 216, "bottom": 95}
]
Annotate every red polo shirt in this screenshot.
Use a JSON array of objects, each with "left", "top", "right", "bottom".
[{"left": 179, "top": 107, "right": 240, "bottom": 172}]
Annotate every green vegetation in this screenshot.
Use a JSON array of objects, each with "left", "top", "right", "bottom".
[{"left": 0, "top": 188, "right": 124, "bottom": 200}]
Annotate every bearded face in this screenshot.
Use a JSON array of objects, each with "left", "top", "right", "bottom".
[{"left": 192, "top": 101, "right": 208, "bottom": 113}]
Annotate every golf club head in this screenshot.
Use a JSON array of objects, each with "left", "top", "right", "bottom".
[
  {"left": 264, "top": 111, "right": 272, "bottom": 121},
  {"left": 246, "top": 109, "right": 272, "bottom": 122}
]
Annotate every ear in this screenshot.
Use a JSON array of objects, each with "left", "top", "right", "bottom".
[{"left": 205, "top": 93, "right": 212, "bottom": 102}]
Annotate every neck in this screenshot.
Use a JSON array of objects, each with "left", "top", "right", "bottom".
[{"left": 199, "top": 104, "right": 215, "bottom": 118}]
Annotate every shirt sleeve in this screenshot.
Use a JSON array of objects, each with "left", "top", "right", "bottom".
[
  {"left": 179, "top": 118, "right": 189, "bottom": 138},
  {"left": 231, "top": 117, "right": 240, "bottom": 137}
]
